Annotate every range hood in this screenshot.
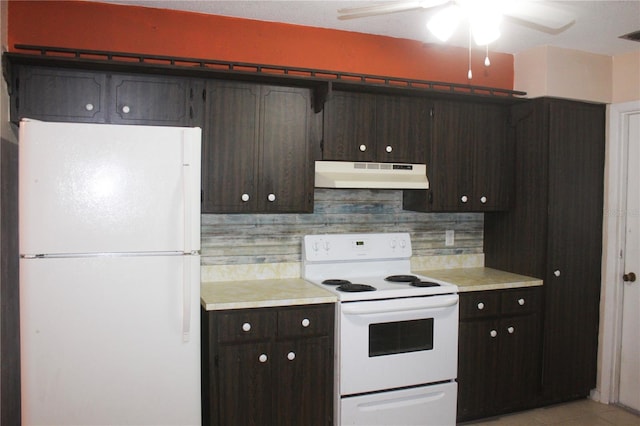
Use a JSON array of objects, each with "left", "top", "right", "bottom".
[{"left": 314, "top": 161, "right": 429, "bottom": 189}]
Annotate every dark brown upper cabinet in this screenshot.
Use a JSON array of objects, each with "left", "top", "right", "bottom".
[
  {"left": 201, "top": 81, "right": 319, "bottom": 213},
  {"left": 403, "top": 100, "right": 513, "bottom": 212},
  {"left": 322, "top": 91, "right": 430, "bottom": 164}
]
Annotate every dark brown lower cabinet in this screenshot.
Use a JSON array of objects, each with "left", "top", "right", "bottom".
[
  {"left": 202, "top": 304, "right": 334, "bottom": 426},
  {"left": 457, "top": 288, "right": 542, "bottom": 422}
]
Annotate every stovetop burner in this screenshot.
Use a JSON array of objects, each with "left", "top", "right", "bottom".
[
  {"left": 336, "top": 283, "right": 376, "bottom": 292},
  {"left": 385, "top": 275, "right": 419, "bottom": 283},
  {"left": 322, "top": 279, "right": 352, "bottom": 286},
  {"left": 410, "top": 281, "right": 441, "bottom": 288}
]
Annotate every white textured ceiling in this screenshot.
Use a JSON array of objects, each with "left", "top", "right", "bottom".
[{"left": 97, "top": 0, "right": 640, "bottom": 56}]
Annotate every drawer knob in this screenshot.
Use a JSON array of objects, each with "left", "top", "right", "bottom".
[
  {"left": 554, "top": 269, "right": 561, "bottom": 277},
  {"left": 461, "top": 195, "right": 469, "bottom": 203},
  {"left": 241, "top": 193, "right": 250, "bottom": 202},
  {"left": 359, "top": 144, "right": 367, "bottom": 152},
  {"left": 507, "top": 326, "right": 515, "bottom": 334},
  {"left": 287, "top": 351, "right": 296, "bottom": 361},
  {"left": 490, "top": 330, "right": 498, "bottom": 338},
  {"left": 480, "top": 196, "right": 487, "bottom": 204},
  {"left": 267, "top": 193, "right": 276, "bottom": 202},
  {"left": 477, "top": 302, "right": 485, "bottom": 310},
  {"left": 518, "top": 298, "right": 525, "bottom": 306},
  {"left": 242, "top": 322, "right": 251, "bottom": 332},
  {"left": 85, "top": 103, "right": 94, "bottom": 111},
  {"left": 301, "top": 318, "right": 310, "bottom": 327},
  {"left": 122, "top": 105, "right": 130, "bottom": 114},
  {"left": 258, "top": 354, "right": 268, "bottom": 363},
  {"left": 385, "top": 145, "right": 393, "bottom": 153}
]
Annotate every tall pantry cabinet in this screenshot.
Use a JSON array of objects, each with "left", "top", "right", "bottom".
[{"left": 484, "top": 98, "right": 605, "bottom": 405}]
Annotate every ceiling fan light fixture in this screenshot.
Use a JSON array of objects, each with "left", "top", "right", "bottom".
[
  {"left": 470, "top": 12, "right": 502, "bottom": 45},
  {"left": 426, "top": 5, "right": 462, "bottom": 42}
]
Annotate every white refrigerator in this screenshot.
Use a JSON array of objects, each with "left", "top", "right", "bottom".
[{"left": 18, "top": 119, "right": 202, "bottom": 425}]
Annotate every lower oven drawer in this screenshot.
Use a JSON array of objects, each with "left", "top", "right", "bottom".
[{"left": 341, "top": 381, "right": 457, "bottom": 426}]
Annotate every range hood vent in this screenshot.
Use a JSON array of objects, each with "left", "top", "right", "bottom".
[{"left": 314, "top": 161, "right": 428, "bottom": 189}]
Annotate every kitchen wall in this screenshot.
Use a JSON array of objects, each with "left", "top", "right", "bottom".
[{"left": 201, "top": 189, "right": 484, "bottom": 281}]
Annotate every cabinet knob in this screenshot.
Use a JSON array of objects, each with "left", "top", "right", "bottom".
[
  {"left": 267, "top": 193, "right": 276, "bottom": 202},
  {"left": 121, "top": 105, "right": 131, "bottom": 114},
  {"left": 623, "top": 272, "right": 636, "bottom": 282},
  {"left": 477, "top": 302, "right": 485, "bottom": 310},
  {"left": 461, "top": 195, "right": 469, "bottom": 203},
  {"left": 385, "top": 145, "right": 393, "bottom": 153},
  {"left": 554, "top": 269, "right": 561, "bottom": 277},
  {"left": 490, "top": 330, "right": 498, "bottom": 338},
  {"left": 301, "top": 318, "right": 310, "bottom": 327},
  {"left": 518, "top": 298, "right": 525, "bottom": 306},
  {"left": 507, "top": 326, "right": 515, "bottom": 334},
  {"left": 242, "top": 322, "right": 251, "bottom": 332},
  {"left": 480, "top": 196, "right": 487, "bottom": 204},
  {"left": 287, "top": 351, "right": 296, "bottom": 361},
  {"left": 258, "top": 354, "right": 268, "bottom": 363},
  {"left": 241, "top": 193, "right": 250, "bottom": 202},
  {"left": 359, "top": 144, "right": 367, "bottom": 152},
  {"left": 85, "top": 103, "right": 94, "bottom": 111}
]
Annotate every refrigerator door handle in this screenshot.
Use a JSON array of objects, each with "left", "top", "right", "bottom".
[
  {"left": 182, "top": 135, "right": 193, "bottom": 254},
  {"left": 182, "top": 256, "right": 191, "bottom": 342}
]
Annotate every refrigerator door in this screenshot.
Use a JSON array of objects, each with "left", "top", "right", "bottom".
[
  {"left": 20, "top": 254, "right": 201, "bottom": 426},
  {"left": 19, "top": 119, "right": 201, "bottom": 255}
]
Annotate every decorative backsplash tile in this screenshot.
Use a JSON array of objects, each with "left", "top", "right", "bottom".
[{"left": 201, "top": 189, "right": 483, "bottom": 266}]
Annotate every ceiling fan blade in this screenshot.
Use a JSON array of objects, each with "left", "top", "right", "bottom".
[
  {"left": 338, "top": 0, "right": 448, "bottom": 20},
  {"left": 502, "top": 1, "right": 575, "bottom": 31}
]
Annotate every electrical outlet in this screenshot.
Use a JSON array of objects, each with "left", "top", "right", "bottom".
[{"left": 445, "top": 230, "right": 454, "bottom": 246}]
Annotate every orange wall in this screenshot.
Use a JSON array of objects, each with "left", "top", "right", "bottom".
[{"left": 8, "top": 0, "right": 514, "bottom": 89}]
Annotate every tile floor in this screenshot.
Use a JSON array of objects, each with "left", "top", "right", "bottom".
[{"left": 463, "top": 399, "right": 640, "bottom": 425}]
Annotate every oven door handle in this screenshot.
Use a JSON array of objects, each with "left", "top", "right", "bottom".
[{"left": 341, "top": 295, "right": 458, "bottom": 315}]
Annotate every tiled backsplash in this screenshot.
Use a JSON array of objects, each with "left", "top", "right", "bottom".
[{"left": 201, "top": 189, "right": 483, "bottom": 266}]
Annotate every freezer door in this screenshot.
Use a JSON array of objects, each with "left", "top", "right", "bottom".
[
  {"left": 19, "top": 119, "right": 201, "bottom": 255},
  {"left": 20, "top": 255, "right": 201, "bottom": 426}
]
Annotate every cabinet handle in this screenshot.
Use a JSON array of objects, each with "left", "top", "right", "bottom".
[
  {"left": 301, "top": 318, "right": 310, "bottom": 327},
  {"left": 554, "top": 269, "right": 561, "bottom": 277},
  {"left": 241, "top": 193, "right": 250, "bottom": 202},
  {"left": 385, "top": 145, "right": 393, "bottom": 153},
  {"left": 507, "top": 326, "right": 515, "bottom": 334},
  {"left": 480, "top": 196, "right": 487, "bottom": 204},
  {"left": 242, "top": 322, "right": 251, "bottom": 332},
  {"left": 359, "top": 144, "right": 367, "bottom": 152},
  {"left": 121, "top": 105, "right": 131, "bottom": 114},
  {"left": 85, "top": 103, "right": 94, "bottom": 111},
  {"left": 267, "top": 193, "right": 276, "bottom": 202},
  {"left": 518, "top": 298, "right": 525, "bottom": 306},
  {"left": 477, "top": 302, "right": 485, "bottom": 310},
  {"left": 287, "top": 352, "right": 296, "bottom": 361},
  {"left": 490, "top": 330, "right": 498, "bottom": 338},
  {"left": 461, "top": 195, "right": 469, "bottom": 203},
  {"left": 258, "top": 354, "right": 268, "bottom": 363}
]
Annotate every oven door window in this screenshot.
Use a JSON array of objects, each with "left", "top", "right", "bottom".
[{"left": 369, "top": 318, "right": 434, "bottom": 357}]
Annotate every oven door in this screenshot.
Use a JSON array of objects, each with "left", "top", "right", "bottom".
[{"left": 339, "top": 294, "right": 458, "bottom": 395}]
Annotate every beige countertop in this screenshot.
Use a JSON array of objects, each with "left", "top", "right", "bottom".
[
  {"left": 201, "top": 278, "right": 337, "bottom": 311},
  {"left": 414, "top": 267, "right": 543, "bottom": 292}
]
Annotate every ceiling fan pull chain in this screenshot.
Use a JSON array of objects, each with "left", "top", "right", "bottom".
[
  {"left": 485, "top": 44, "right": 491, "bottom": 67},
  {"left": 467, "top": 30, "right": 473, "bottom": 80}
]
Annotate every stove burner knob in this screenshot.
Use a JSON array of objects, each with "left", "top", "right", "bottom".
[
  {"left": 477, "top": 302, "right": 485, "bottom": 310},
  {"left": 287, "top": 352, "right": 296, "bottom": 361},
  {"left": 258, "top": 354, "right": 268, "bottom": 363},
  {"left": 242, "top": 322, "right": 251, "bottom": 332},
  {"left": 301, "top": 318, "right": 310, "bottom": 327},
  {"left": 490, "top": 330, "right": 498, "bottom": 338}
]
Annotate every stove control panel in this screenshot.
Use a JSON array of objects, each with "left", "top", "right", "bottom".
[{"left": 303, "top": 233, "right": 412, "bottom": 262}]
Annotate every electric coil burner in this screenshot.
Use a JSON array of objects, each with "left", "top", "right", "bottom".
[{"left": 302, "top": 233, "right": 459, "bottom": 426}]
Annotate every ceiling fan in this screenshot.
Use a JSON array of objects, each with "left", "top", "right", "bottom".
[
  {"left": 338, "top": 0, "right": 575, "bottom": 44},
  {"left": 338, "top": 0, "right": 575, "bottom": 79}
]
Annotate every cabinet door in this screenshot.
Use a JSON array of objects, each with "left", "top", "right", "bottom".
[
  {"left": 322, "top": 91, "right": 377, "bottom": 162},
  {"left": 457, "top": 318, "right": 500, "bottom": 421},
  {"left": 14, "top": 66, "right": 107, "bottom": 123},
  {"left": 217, "top": 342, "right": 274, "bottom": 426},
  {"left": 260, "top": 86, "right": 314, "bottom": 213},
  {"left": 276, "top": 337, "right": 333, "bottom": 426},
  {"left": 375, "top": 95, "right": 430, "bottom": 164},
  {"left": 110, "top": 74, "right": 192, "bottom": 126},
  {"left": 202, "top": 82, "right": 259, "bottom": 213},
  {"left": 542, "top": 100, "right": 605, "bottom": 402}
]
